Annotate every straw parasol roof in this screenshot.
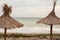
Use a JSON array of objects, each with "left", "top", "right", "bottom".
[
  {"left": 0, "top": 4, "right": 24, "bottom": 29},
  {"left": 37, "top": 0, "right": 60, "bottom": 25},
  {"left": 36, "top": 0, "right": 60, "bottom": 40}
]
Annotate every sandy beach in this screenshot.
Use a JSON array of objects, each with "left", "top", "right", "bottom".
[
  {"left": 0, "top": 36, "right": 60, "bottom": 40},
  {"left": 0, "top": 33, "right": 60, "bottom": 40},
  {"left": 0, "top": 37, "right": 50, "bottom": 40},
  {"left": 0, "top": 37, "right": 45, "bottom": 40}
]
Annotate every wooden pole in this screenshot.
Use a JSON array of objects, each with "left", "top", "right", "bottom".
[
  {"left": 4, "top": 28, "right": 7, "bottom": 40},
  {"left": 50, "top": 24, "right": 53, "bottom": 40}
]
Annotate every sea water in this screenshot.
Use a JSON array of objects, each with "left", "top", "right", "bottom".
[{"left": 0, "top": 17, "right": 60, "bottom": 34}]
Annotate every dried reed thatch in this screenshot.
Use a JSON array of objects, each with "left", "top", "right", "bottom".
[
  {"left": 37, "top": 0, "right": 60, "bottom": 25},
  {"left": 0, "top": 4, "right": 24, "bottom": 40},
  {"left": 36, "top": 0, "right": 60, "bottom": 40},
  {"left": 0, "top": 4, "right": 24, "bottom": 29}
]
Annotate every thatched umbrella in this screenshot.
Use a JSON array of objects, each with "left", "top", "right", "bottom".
[
  {"left": 36, "top": 0, "right": 60, "bottom": 40},
  {"left": 0, "top": 4, "right": 24, "bottom": 40}
]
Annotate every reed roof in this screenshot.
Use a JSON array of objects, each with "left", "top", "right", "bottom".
[
  {"left": 0, "top": 4, "right": 24, "bottom": 29},
  {"left": 37, "top": 0, "right": 60, "bottom": 25}
]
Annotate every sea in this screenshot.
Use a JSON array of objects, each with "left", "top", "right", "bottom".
[{"left": 0, "top": 17, "right": 60, "bottom": 34}]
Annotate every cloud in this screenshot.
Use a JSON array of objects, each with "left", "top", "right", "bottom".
[
  {"left": 0, "top": 0, "right": 60, "bottom": 17},
  {"left": 11, "top": 5, "right": 60, "bottom": 17},
  {"left": 8, "top": 0, "right": 52, "bottom": 7}
]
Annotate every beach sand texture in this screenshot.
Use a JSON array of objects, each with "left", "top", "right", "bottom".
[
  {"left": 0, "top": 36, "right": 60, "bottom": 40},
  {"left": 0, "top": 37, "right": 50, "bottom": 40}
]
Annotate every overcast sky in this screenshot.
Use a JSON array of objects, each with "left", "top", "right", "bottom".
[{"left": 0, "top": 0, "right": 60, "bottom": 17}]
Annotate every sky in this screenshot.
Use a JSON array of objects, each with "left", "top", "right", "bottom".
[{"left": 0, "top": 0, "right": 60, "bottom": 17}]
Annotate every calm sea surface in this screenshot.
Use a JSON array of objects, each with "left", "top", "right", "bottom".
[{"left": 0, "top": 17, "right": 60, "bottom": 34}]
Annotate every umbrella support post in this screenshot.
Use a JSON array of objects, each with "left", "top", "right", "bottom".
[
  {"left": 4, "top": 28, "right": 7, "bottom": 40},
  {"left": 50, "top": 24, "right": 53, "bottom": 40}
]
